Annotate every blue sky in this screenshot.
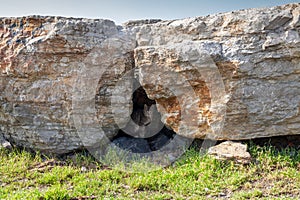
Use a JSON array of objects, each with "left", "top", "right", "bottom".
[{"left": 0, "top": 0, "right": 298, "bottom": 24}]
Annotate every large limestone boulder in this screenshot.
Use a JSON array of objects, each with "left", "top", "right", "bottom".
[
  {"left": 133, "top": 3, "right": 300, "bottom": 140},
  {"left": 0, "top": 17, "right": 136, "bottom": 153},
  {"left": 0, "top": 3, "right": 299, "bottom": 154}
]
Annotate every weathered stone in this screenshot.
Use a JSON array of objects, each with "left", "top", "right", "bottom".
[
  {"left": 134, "top": 42, "right": 228, "bottom": 139},
  {"left": 134, "top": 3, "right": 300, "bottom": 140},
  {"left": 0, "top": 16, "right": 136, "bottom": 153},
  {"left": 208, "top": 141, "right": 252, "bottom": 164},
  {"left": 0, "top": 3, "right": 299, "bottom": 154},
  {"left": 0, "top": 134, "right": 12, "bottom": 149}
]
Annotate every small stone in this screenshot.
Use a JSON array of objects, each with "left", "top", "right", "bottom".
[
  {"left": 0, "top": 135, "right": 12, "bottom": 150},
  {"left": 81, "top": 166, "right": 87, "bottom": 172},
  {"left": 208, "top": 141, "right": 252, "bottom": 164},
  {"left": 219, "top": 192, "right": 226, "bottom": 196},
  {"left": 1, "top": 141, "right": 12, "bottom": 149}
]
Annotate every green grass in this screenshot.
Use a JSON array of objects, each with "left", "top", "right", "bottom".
[{"left": 0, "top": 143, "right": 299, "bottom": 199}]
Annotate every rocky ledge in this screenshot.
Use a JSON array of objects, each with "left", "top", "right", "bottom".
[{"left": 0, "top": 3, "right": 299, "bottom": 154}]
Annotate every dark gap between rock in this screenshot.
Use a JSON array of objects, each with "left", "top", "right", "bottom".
[{"left": 111, "top": 82, "right": 176, "bottom": 153}]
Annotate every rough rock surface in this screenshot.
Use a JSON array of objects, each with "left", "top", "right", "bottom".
[
  {"left": 134, "top": 3, "right": 300, "bottom": 140},
  {"left": 0, "top": 3, "right": 299, "bottom": 153},
  {"left": 208, "top": 141, "right": 252, "bottom": 164},
  {"left": 0, "top": 17, "right": 136, "bottom": 153}
]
